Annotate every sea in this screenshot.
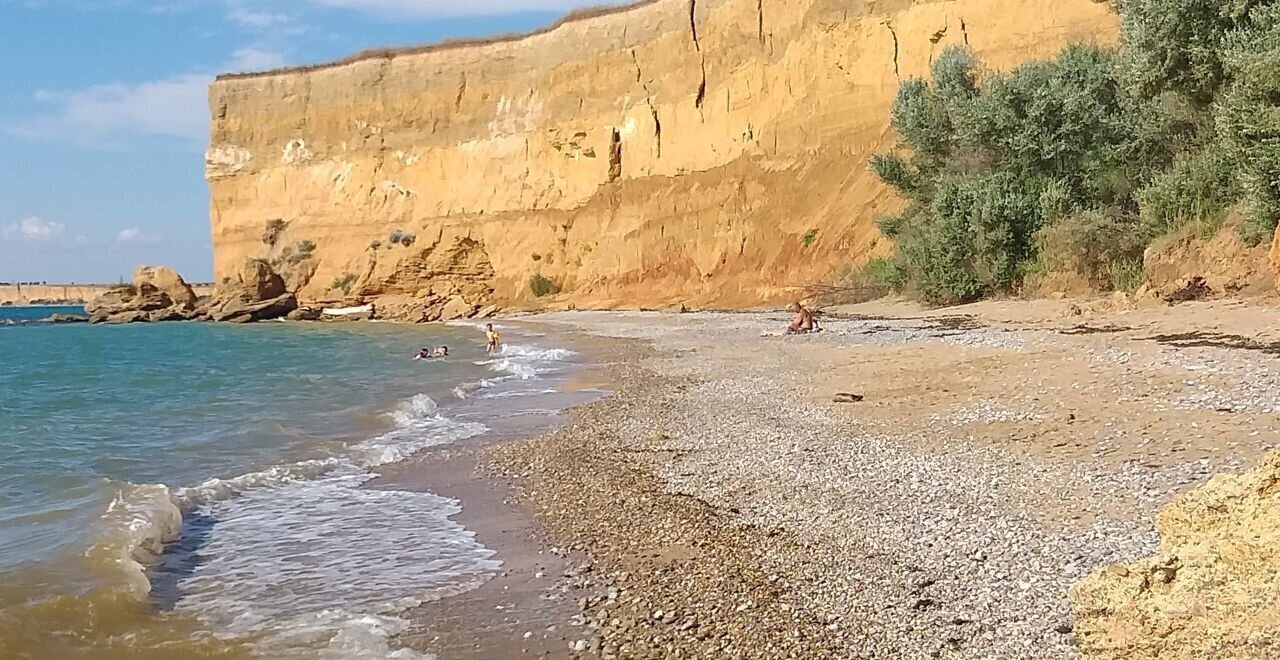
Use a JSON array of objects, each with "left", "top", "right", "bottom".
[{"left": 0, "top": 305, "right": 583, "bottom": 659}]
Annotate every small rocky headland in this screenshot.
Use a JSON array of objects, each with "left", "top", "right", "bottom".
[{"left": 79, "top": 259, "right": 498, "bottom": 325}]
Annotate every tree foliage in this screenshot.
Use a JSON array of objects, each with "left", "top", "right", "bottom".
[{"left": 867, "top": 0, "right": 1280, "bottom": 302}]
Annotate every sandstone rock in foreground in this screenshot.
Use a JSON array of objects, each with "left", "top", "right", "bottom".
[
  {"left": 1070, "top": 452, "right": 1280, "bottom": 660},
  {"left": 86, "top": 266, "right": 200, "bottom": 324},
  {"left": 199, "top": 259, "right": 297, "bottom": 323}
]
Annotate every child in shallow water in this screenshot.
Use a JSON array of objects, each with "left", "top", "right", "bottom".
[{"left": 485, "top": 324, "right": 502, "bottom": 354}]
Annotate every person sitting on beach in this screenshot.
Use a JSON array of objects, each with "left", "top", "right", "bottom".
[
  {"left": 413, "top": 347, "right": 433, "bottom": 360},
  {"left": 485, "top": 323, "right": 502, "bottom": 354},
  {"left": 787, "top": 302, "right": 815, "bottom": 334},
  {"left": 434, "top": 346, "right": 449, "bottom": 357}
]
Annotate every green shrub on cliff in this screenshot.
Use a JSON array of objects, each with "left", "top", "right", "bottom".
[
  {"left": 262, "top": 218, "right": 287, "bottom": 246},
  {"left": 388, "top": 230, "right": 416, "bottom": 247},
  {"left": 529, "top": 273, "right": 559, "bottom": 297},
  {"left": 332, "top": 273, "right": 358, "bottom": 294}
]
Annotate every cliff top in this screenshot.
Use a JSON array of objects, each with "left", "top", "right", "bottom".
[{"left": 214, "top": 0, "right": 659, "bottom": 81}]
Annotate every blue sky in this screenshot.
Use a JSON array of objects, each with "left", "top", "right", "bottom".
[{"left": 0, "top": 0, "right": 588, "bottom": 283}]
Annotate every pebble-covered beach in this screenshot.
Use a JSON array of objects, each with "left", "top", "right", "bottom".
[{"left": 485, "top": 305, "right": 1278, "bottom": 659}]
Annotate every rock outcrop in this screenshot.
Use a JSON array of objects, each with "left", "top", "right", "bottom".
[
  {"left": 1269, "top": 222, "right": 1280, "bottom": 293},
  {"left": 1070, "top": 452, "right": 1280, "bottom": 660},
  {"left": 198, "top": 259, "right": 298, "bottom": 323},
  {"left": 207, "top": 0, "right": 1119, "bottom": 310},
  {"left": 85, "top": 266, "right": 200, "bottom": 324}
]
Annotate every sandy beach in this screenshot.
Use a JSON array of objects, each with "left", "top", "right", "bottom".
[{"left": 419, "top": 300, "right": 1280, "bottom": 659}]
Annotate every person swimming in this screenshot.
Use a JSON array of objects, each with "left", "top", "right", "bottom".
[
  {"left": 413, "top": 347, "right": 433, "bottom": 360},
  {"left": 435, "top": 345, "right": 449, "bottom": 357},
  {"left": 485, "top": 323, "right": 502, "bottom": 354}
]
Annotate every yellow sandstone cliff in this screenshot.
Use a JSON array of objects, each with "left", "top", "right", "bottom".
[{"left": 206, "top": 0, "right": 1118, "bottom": 311}]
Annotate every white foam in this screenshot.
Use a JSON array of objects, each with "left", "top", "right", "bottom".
[
  {"left": 131, "top": 392, "right": 493, "bottom": 658},
  {"left": 176, "top": 459, "right": 346, "bottom": 508},
  {"left": 89, "top": 483, "right": 183, "bottom": 599},
  {"left": 171, "top": 476, "right": 499, "bottom": 659}
]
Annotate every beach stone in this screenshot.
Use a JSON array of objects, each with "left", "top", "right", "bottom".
[
  {"left": 210, "top": 292, "right": 297, "bottom": 322},
  {"left": 85, "top": 265, "right": 202, "bottom": 324},
  {"left": 86, "top": 282, "right": 173, "bottom": 323},
  {"left": 40, "top": 313, "right": 88, "bottom": 324},
  {"left": 1071, "top": 450, "right": 1280, "bottom": 660},
  {"left": 286, "top": 306, "right": 322, "bottom": 321},
  {"left": 439, "top": 295, "right": 474, "bottom": 321},
  {"left": 237, "top": 258, "right": 287, "bottom": 300},
  {"left": 204, "top": 259, "right": 297, "bottom": 323},
  {"left": 134, "top": 265, "right": 197, "bottom": 309}
]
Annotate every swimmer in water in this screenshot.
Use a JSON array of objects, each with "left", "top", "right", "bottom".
[
  {"left": 413, "top": 347, "right": 433, "bottom": 360},
  {"left": 485, "top": 323, "right": 502, "bottom": 354}
]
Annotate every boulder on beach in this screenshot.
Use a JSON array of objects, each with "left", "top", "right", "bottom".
[
  {"left": 134, "top": 266, "right": 197, "bottom": 310},
  {"left": 439, "top": 295, "right": 475, "bottom": 321},
  {"left": 1070, "top": 451, "right": 1280, "bottom": 659},
  {"left": 285, "top": 306, "right": 323, "bottom": 321},
  {"left": 198, "top": 259, "right": 297, "bottom": 323},
  {"left": 85, "top": 265, "right": 201, "bottom": 324},
  {"left": 40, "top": 313, "right": 90, "bottom": 324}
]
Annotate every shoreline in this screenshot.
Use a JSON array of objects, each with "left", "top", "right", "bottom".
[
  {"left": 448, "top": 303, "right": 1276, "bottom": 658},
  {"left": 371, "top": 323, "right": 619, "bottom": 658}
]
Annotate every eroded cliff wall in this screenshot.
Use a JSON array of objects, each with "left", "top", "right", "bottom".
[{"left": 207, "top": 0, "right": 1118, "bottom": 310}]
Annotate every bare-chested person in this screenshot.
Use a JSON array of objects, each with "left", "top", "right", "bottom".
[{"left": 787, "top": 302, "right": 814, "bottom": 334}]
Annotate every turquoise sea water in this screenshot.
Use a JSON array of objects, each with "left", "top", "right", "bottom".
[{"left": 0, "top": 307, "right": 579, "bottom": 659}]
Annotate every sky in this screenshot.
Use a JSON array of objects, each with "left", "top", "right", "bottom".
[{"left": 0, "top": 0, "right": 594, "bottom": 283}]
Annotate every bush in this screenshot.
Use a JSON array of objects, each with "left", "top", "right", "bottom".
[
  {"left": 1137, "top": 146, "right": 1241, "bottom": 236},
  {"left": 871, "top": 45, "right": 1143, "bottom": 302},
  {"left": 262, "top": 219, "right": 287, "bottom": 246},
  {"left": 529, "top": 273, "right": 560, "bottom": 297},
  {"left": 331, "top": 272, "right": 358, "bottom": 294},
  {"left": 1033, "top": 210, "right": 1148, "bottom": 290},
  {"left": 861, "top": 257, "right": 907, "bottom": 291},
  {"left": 388, "top": 229, "right": 416, "bottom": 247},
  {"left": 801, "top": 228, "right": 819, "bottom": 247},
  {"left": 1216, "top": 3, "right": 1280, "bottom": 245},
  {"left": 1109, "top": 257, "right": 1146, "bottom": 292}
]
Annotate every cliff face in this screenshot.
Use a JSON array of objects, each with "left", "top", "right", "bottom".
[{"left": 207, "top": 0, "right": 1118, "bottom": 310}]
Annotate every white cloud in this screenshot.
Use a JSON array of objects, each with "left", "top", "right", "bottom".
[
  {"left": 227, "top": 7, "right": 291, "bottom": 26},
  {"left": 116, "top": 227, "right": 163, "bottom": 244},
  {"left": 2, "top": 217, "right": 88, "bottom": 247},
  {"left": 4, "top": 217, "right": 66, "bottom": 242},
  {"left": 10, "top": 74, "right": 211, "bottom": 147},
  {"left": 7, "top": 48, "right": 286, "bottom": 149},
  {"left": 308, "top": 0, "right": 596, "bottom": 17},
  {"left": 226, "top": 47, "right": 288, "bottom": 72}
]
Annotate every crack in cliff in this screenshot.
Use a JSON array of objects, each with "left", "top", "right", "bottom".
[
  {"left": 960, "top": 18, "right": 970, "bottom": 46},
  {"left": 607, "top": 128, "right": 622, "bottom": 182},
  {"left": 690, "top": 0, "right": 707, "bottom": 116},
  {"left": 631, "top": 48, "right": 663, "bottom": 159},
  {"left": 757, "top": 0, "right": 764, "bottom": 47},
  {"left": 884, "top": 22, "right": 900, "bottom": 79},
  {"left": 929, "top": 22, "right": 948, "bottom": 65},
  {"left": 455, "top": 75, "right": 467, "bottom": 112}
]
